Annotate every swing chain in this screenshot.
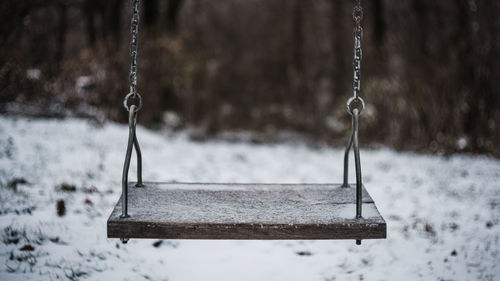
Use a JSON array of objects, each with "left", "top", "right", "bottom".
[
  {"left": 343, "top": 2, "right": 365, "bottom": 245},
  {"left": 124, "top": 0, "right": 142, "bottom": 112},
  {"left": 348, "top": 0, "right": 364, "bottom": 115},
  {"left": 344, "top": 0, "right": 365, "bottom": 245}
]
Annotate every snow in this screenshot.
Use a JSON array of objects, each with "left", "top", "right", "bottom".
[
  {"left": 109, "top": 183, "right": 382, "bottom": 225},
  {"left": 0, "top": 116, "right": 499, "bottom": 281}
]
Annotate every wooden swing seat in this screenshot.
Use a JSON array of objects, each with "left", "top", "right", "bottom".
[{"left": 107, "top": 182, "right": 386, "bottom": 240}]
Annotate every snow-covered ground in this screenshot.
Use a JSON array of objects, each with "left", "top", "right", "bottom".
[{"left": 0, "top": 116, "right": 499, "bottom": 281}]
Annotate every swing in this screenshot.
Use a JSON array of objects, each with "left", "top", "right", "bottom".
[{"left": 107, "top": 0, "right": 386, "bottom": 244}]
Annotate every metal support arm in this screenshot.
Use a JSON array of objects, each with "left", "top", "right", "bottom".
[
  {"left": 342, "top": 107, "right": 364, "bottom": 245},
  {"left": 121, "top": 105, "right": 143, "bottom": 219}
]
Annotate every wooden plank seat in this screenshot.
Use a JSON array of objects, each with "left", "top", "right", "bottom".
[{"left": 107, "top": 183, "right": 386, "bottom": 240}]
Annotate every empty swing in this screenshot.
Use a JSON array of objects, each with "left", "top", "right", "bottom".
[{"left": 107, "top": 0, "right": 386, "bottom": 245}]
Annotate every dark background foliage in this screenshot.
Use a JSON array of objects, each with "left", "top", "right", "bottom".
[{"left": 1, "top": 0, "right": 499, "bottom": 156}]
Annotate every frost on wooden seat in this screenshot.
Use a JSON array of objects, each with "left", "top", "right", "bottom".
[{"left": 107, "top": 183, "right": 386, "bottom": 240}]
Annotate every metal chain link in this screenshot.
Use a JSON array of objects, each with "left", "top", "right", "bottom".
[
  {"left": 124, "top": 0, "right": 142, "bottom": 112},
  {"left": 347, "top": 0, "right": 364, "bottom": 115}
]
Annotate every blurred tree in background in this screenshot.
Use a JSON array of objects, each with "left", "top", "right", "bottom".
[{"left": 0, "top": 0, "right": 499, "bottom": 156}]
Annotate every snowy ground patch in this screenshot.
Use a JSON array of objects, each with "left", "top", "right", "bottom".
[{"left": 0, "top": 116, "right": 499, "bottom": 281}]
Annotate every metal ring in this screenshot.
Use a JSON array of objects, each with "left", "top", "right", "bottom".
[
  {"left": 346, "top": 96, "right": 365, "bottom": 115},
  {"left": 123, "top": 92, "right": 143, "bottom": 112}
]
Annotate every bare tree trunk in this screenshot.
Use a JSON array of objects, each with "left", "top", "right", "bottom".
[
  {"left": 291, "top": 0, "right": 307, "bottom": 125},
  {"left": 54, "top": 1, "right": 67, "bottom": 73},
  {"left": 144, "top": 0, "right": 159, "bottom": 27},
  {"left": 83, "top": 0, "right": 96, "bottom": 47},
  {"left": 369, "top": 0, "right": 386, "bottom": 77},
  {"left": 372, "top": 0, "right": 385, "bottom": 47},
  {"left": 106, "top": 0, "right": 123, "bottom": 42},
  {"left": 166, "top": 0, "right": 183, "bottom": 34},
  {"left": 331, "top": 0, "right": 346, "bottom": 98}
]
